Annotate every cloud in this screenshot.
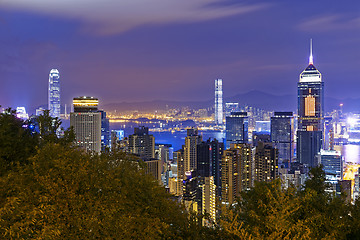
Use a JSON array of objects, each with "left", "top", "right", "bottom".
[
  {"left": 0, "top": 0, "right": 267, "bottom": 35},
  {"left": 297, "top": 14, "right": 360, "bottom": 32}
]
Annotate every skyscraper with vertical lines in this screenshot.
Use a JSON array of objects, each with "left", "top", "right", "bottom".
[
  {"left": 296, "top": 40, "right": 324, "bottom": 167},
  {"left": 215, "top": 79, "right": 223, "bottom": 125},
  {"left": 48, "top": 69, "right": 60, "bottom": 118}
]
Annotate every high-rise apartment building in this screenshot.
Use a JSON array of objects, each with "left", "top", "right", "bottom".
[
  {"left": 70, "top": 96, "right": 101, "bottom": 153},
  {"left": 226, "top": 112, "right": 248, "bottom": 149},
  {"left": 128, "top": 126, "right": 155, "bottom": 159},
  {"left": 215, "top": 79, "right": 223, "bottom": 125},
  {"left": 271, "top": 112, "right": 294, "bottom": 167},
  {"left": 48, "top": 69, "right": 60, "bottom": 118},
  {"left": 221, "top": 149, "right": 239, "bottom": 205},
  {"left": 197, "top": 138, "right": 224, "bottom": 196},
  {"left": 297, "top": 40, "right": 324, "bottom": 167},
  {"left": 201, "top": 176, "right": 216, "bottom": 225},
  {"left": 221, "top": 143, "right": 253, "bottom": 205},
  {"left": 174, "top": 149, "right": 185, "bottom": 181},
  {"left": 254, "top": 142, "right": 278, "bottom": 182},
  {"left": 184, "top": 128, "right": 202, "bottom": 172}
]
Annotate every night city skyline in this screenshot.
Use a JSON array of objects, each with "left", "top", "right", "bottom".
[
  {"left": 0, "top": 0, "right": 359, "bottom": 110},
  {"left": 2, "top": 2, "right": 360, "bottom": 238}
]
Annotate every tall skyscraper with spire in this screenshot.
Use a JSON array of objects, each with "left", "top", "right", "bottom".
[
  {"left": 296, "top": 40, "right": 324, "bottom": 167},
  {"left": 48, "top": 69, "right": 60, "bottom": 118},
  {"left": 215, "top": 79, "right": 223, "bottom": 125}
]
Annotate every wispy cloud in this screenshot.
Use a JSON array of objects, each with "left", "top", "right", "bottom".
[
  {"left": 297, "top": 14, "right": 360, "bottom": 32},
  {"left": 0, "top": 0, "right": 267, "bottom": 35}
]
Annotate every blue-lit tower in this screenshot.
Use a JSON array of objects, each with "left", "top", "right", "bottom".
[
  {"left": 296, "top": 40, "right": 324, "bottom": 168},
  {"left": 48, "top": 69, "right": 60, "bottom": 118},
  {"left": 215, "top": 79, "right": 224, "bottom": 125},
  {"left": 225, "top": 112, "right": 248, "bottom": 149}
]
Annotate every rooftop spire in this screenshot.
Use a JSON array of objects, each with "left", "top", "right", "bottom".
[{"left": 309, "top": 38, "right": 313, "bottom": 64}]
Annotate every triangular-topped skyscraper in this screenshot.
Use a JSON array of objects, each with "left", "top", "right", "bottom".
[{"left": 296, "top": 40, "right": 324, "bottom": 168}]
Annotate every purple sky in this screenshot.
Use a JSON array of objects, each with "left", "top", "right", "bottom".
[{"left": 0, "top": 0, "right": 359, "bottom": 110}]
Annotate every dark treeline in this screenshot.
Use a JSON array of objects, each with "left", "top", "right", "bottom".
[{"left": 1, "top": 108, "right": 360, "bottom": 239}]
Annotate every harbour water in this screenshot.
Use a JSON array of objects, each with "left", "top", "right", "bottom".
[{"left": 110, "top": 122, "right": 360, "bottom": 164}]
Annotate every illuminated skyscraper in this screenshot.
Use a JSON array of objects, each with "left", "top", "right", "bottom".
[
  {"left": 297, "top": 40, "right": 324, "bottom": 167},
  {"left": 70, "top": 96, "right": 101, "bottom": 153},
  {"left": 226, "top": 112, "right": 248, "bottom": 149},
  {"left": 215, "top": 79, "right": 223, "bottom": 125},
  {"left": 184, "top": 128, "right": 202, "bottom": 172},
  {"left": 48, "top": 69, "right": 60, "bottom": 118},
  {"left": 271, "top": 112, "right": 294, "bottom": 167},
  {"left": 221, "top": 143, "right": 253, "bottom": 205}
]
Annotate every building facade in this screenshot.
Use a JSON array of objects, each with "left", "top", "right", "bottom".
[
  {"left": 215, "top": 79, "right": 223, "bottom": 125},
  {"left": 128, "top": 126, "right": 155, "bottom": 159},
  {"left": 271, "top": 112, "right": 294, "bottom": 167},
  {"left": 184, "top": 128, "right": 202, "bottom": 172},
  {"left": 297, "top": 41, "right": 324, "bottom": 167},
  {"left": 48, "top": 69, "right": 60, "bottom": 118},
  {"left": 226, "top": 112, "right": 248, "bottom": 149},
  {"left": 70, "top": 96, "right": 101, "bottom": 153},
  {"left": 254, "top": 142, "right": 278, "bottom": 182}
]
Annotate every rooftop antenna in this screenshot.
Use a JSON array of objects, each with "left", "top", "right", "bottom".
[{"left": 309, "top": 38, "right": 313, "bottom": 64}]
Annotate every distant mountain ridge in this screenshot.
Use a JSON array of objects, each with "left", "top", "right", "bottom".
[{"left": 102, "top": 90, "right": 360, "bottom": 113}]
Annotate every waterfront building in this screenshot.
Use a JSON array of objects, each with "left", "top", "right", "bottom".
[
  {"left": 297, "top": 40, "right": 324, "bottom": 167},
  {"left": 215, "top": 79, "right": 224, "bottom": 125},
  {"left": 70, "top": 96, "right": 101, "bottom": 153},
  {"left": 128, "top": 126, "right": 155, "bottom": 159},
  {"left": 225, "top": 102, "right": 240, "bottom": 117},
  {"left": 226, "top": 112, "right": 248, "bottom": 149},
  {"left": 48, "top": 69, "right": 60, "bottom": 118},
  {"left": 271, "top": 112, "right": 294, "bottom": 167}
]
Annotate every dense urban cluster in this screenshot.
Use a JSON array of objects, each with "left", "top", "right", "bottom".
[{"left": 2, "top": 45, "right": 360, "bottom": 239}]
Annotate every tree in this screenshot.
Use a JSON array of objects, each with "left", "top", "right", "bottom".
[
  {"left": 220, "top": 179, "right": 311, "bottom": 240},
  {"left": 0, "top": 108, "right": 38, "bottom": 174},
  {"left": 32, "top": 110, "right": 75, "bottom": 146},
  {"left": 0, "top": 144, "right": 215, "bottom": 239},
  {"left": 296, "top": 166, "right": 350, "bottom": 239}
]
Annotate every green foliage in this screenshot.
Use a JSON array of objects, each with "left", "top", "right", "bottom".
[
  {"left": 0, "top": 108, "right": 38, "bottom": 174},
  {"left": 219, "top": 167, "right": 360, "bottom": 240},
  {"left": 0, "top": 145, "right": 189, "bottom": 239},
  {"left": 0, "top": 108, "right": 75, "bottom": 176},
  {"left": 33, "top": 110, "right": 75, "bottom": 146}
]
